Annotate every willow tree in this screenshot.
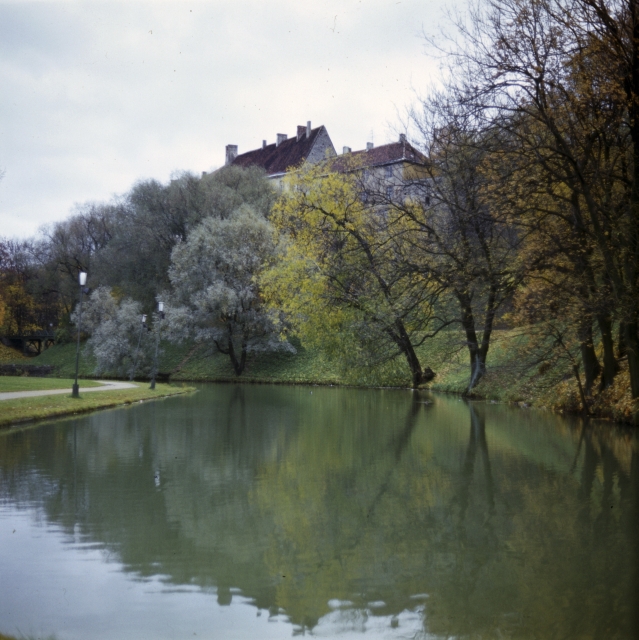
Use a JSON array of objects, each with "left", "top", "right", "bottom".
[
  {"left": 167, "top": 205, "right": 292, "bottom": 376},
  {"left": 263, "top": 161, "right": 443, "bottom": 388},
  {"left": 96, "top": 166, "right": 275, "bottom": 309},
  {"left": 73, "top": 286, "right": 153, "bottom": 377}
]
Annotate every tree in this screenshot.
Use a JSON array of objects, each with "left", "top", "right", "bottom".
[
  {"left": 0, "top": 237, "right": 56, "bottom": 336},
  {"left": 167, "top": 205, "right": 291, "bottom": 376},
  {"left": 264, "top": 160, "right": 444, "bottom": 388},
  {"left": 404, "top": 102, "right": 527, "bottom": 392},
  {"left": 40, "top": 201, "right": 117, "bottom": 318},
  {"left": 436, "top": 0, "right": 639, "bottom": 407},
  {"left": 199, "top": 165, "right": 276, "bottom": 221},
  {"left": 74, "top": 286, "right": 153, "bottom": 378},
  {"left": 96, "top": 167, "right": 275, "bottom": 310}
]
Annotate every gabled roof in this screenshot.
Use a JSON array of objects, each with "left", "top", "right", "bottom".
[
  {"left": 355, "top": 140, "right": 426, "bottom": 166},
  {"left": 231, "top": 126, "right": 330, "bottom": 176},
  {"left": 330, "top": 139, "right": 427, "bottom": 173}
]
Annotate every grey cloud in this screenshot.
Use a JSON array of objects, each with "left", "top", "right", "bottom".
[{"left": 0, "top": 0, "right": 447, "bottom": 238}]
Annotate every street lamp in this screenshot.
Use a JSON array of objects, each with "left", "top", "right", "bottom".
[
  {"left": 130, "top": 314, "right": 147, "bottom": 381},
  {"left": 150, "top": 302, "right": 165, "bottom": 390},
  {"left": 72, "top": 271, "right": 88, "bottom": 398}
]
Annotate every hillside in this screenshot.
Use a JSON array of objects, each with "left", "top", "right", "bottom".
[
  {"left": 5, "top": 329, "right": 636, "bottom": 424},
  {"left": 21, "top": 339, "right": 343, "bottom": 386}
]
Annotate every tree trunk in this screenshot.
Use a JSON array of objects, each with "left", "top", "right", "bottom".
[
  {"left": 392, "top": 319, "right": 428, "bottom": 388},
  {"left": 226, "top": 325, "right": 247, "bottom": 376},
  {"left": 624, "top": 320, "right": 639, "bottom": 400},
  {"left": 578, "top": 320, "right": 601, "bottom": 396},
  {"left": 628, "top": 0, "right": 639, "bottom": 402},
  {"left": 468, "top": 353, "right": 486, "bottom": 392},
  {"left": 597, "top": 314, "right": 619, "bottom": 390},
  {"left": 573, "top": 363, "right": 591, "bottom": 416},
  {"left": 618, "top": 321, "right": 627, "bottom": 360},
  {"left": 239, "top": 338, "right": 247, "bottom": 376},
  {"left": 458, "top": 292, "right": 492, "bottom": 394}
]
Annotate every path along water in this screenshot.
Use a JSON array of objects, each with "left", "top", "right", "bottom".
[{"left": 0, "top": 379, "right": 137, "bottom": 401}]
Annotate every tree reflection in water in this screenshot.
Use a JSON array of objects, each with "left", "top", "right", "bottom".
[{"left": 0, "top": 384, "right": 637, "bottom": 639}]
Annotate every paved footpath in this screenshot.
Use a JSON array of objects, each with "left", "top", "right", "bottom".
[{"left": 0, "top": 380, "right": 138, "bottom": 401}]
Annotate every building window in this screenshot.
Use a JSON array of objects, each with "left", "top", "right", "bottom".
[
  {"left": 386, "top": 186, "right": 393, "bottom": 200},
  {"left": 385, "top": 165, "right": 393, "bottom": 179}
]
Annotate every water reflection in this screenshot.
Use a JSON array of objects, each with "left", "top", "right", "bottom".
[{"left": 0, "top": 385, "right": 637, "bottom": 639}]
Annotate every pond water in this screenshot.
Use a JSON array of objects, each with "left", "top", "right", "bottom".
[{"left": 0, "top": 384, "right": 637, "bottom": 640}]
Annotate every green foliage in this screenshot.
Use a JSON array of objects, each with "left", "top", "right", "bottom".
[
  {"left": 199, "top": 165, "right": 276, "bottom": 220},
  {"left": 72, "top": 286, "right": 154, "bottom": 378},
  {"left": 94, "top": 167, "right": 275, "bottom": 309},
  {"left": 263, "top": 160, "right": 438, "bottom": 386},
  {"left": 167, "top": 205, "right": 292, "bottom": 375}
]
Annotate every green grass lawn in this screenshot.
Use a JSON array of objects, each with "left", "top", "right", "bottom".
[
  {"left": 0, "top": 376, "right": 102, "bottom": 392},
  {"left": 0, "top": 382, "right": 195, "bottom": 428}
]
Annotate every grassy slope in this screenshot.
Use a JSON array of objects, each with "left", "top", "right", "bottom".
[
  {"left": 26, "top": 342, "right": 98, "bottom": 377},
  {"left": 421, "top": 329, "right": 637, "bottom": 423},
  {"left": 0, "top": 382, "right": 194, "bottom": 429},
  {"left": 0, "top": 377, "right": 102, "bottom": 392},
  {"left": 4, "top": 332, "right": 539, "bottom": 395},
  {"left": 25, "top": 339, "right": 344, "bottom": 385},
  {"left": 0, "top": 343, "right": 27, "bottom": 362},
  {"left": 7, "top": 330, "right": 636, "bottom": 423},
  {"left": 169, "top": 341, "right": 342, "bottom": 384}
]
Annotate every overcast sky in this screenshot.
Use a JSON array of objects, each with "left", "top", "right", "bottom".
[{"left": 0, "top": 0, "right": 451, "bottom": 238}]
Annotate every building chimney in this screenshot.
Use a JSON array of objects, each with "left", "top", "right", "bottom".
[
  {"left": 343, "top": 146, "right": 351, "bottom": 154},
  {"left": 276, "top": 133, "right": 287, "bottom": 147},
  {"left": 225, "top": 145, "right": 238, "bottom": 165},
  {"left": 307, "top": 121, "right": 312, "bottom": 138},
  {"left": 366, "top": 142, "right": 374, "bottom": 151},
  {"left": 201, "top": 171, "right": 207, "bottom": 177},
  {"left": 399, "top": 133, "right": 406, "bottom": 143},
  {"left": 297, "top": 125, "right": 306, "bottom": 141},
  {"left": 262, "top": 140, "right": 267, "bottom": 149}
]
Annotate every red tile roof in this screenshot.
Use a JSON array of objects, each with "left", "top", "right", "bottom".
[
  {"left": 330, "top": 140, "right": 426, "bottom": 173},
  {"left": 231, "top": 126, "right": 326, "bottom": 175}
]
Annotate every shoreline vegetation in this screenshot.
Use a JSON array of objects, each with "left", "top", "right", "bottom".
[{"left": 5, "top": 330, "right": 636, "bottom": 426}]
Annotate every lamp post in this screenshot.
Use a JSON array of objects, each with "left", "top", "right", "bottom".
[
  {"left": 72, "top": 271, "right": 88, "bottom": 398},
  {"left": 150, "top": 302, "right": 164, "bottom": 390},
  {"left": 130, "top": 314, "right": 147, "bottom": 381}
]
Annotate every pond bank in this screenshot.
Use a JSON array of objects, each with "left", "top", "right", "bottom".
[
  {"left": 5, "top": 330, "right": 638, "bottom": 425},
  {"left": 0, "top": 382, "right": 195, "bottom": 429}
]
